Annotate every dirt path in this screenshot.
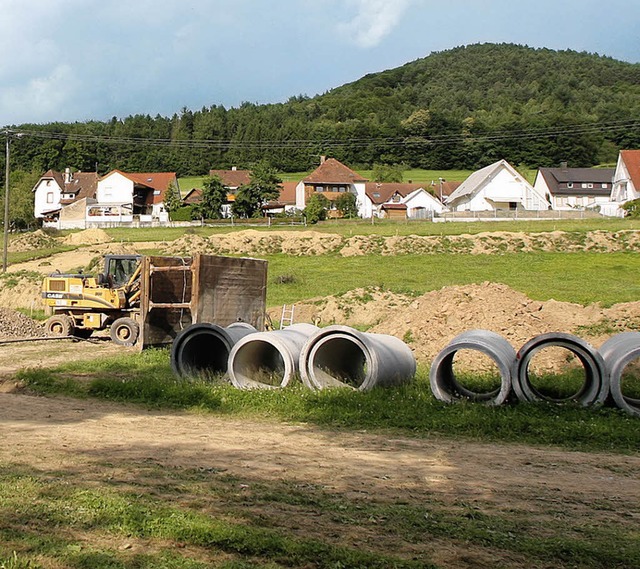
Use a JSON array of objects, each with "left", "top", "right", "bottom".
[{"left": 1, "top": 378, "right": 638, "bottom": 567}]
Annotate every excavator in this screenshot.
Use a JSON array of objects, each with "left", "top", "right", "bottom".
[{"left": 42, "top": 254, "right": 143, "bottom": 345}]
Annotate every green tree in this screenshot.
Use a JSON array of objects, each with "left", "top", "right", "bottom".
[
  {"left": 621, "top": 199, "right": 640, "bottom": 218},
  {"left": 372, "top": 163, "right": 405, "bottom": 183},
  {"left": 304, "top": 194, "right": 329, "bottom": 224},
  {"left": 2, "top": 169, "right": 39, "bottom": 230},
  {"left": 335, "top": 192, "right": 359, "bottom": 218},
  {"left": 162, "top": 181, "right": 183, "bottom": 219},
  {"left": 232, "top": 161, "right": 282, "bottom": 218},
  {"left": 192, "top": 176, "right": 227, "bottom": 220}
]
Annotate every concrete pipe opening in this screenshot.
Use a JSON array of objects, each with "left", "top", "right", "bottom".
[
  {"left": 171, "top": 322, "right": 256, "bottom": 380},
  {"left": 300, "top": 325, "right": 416, "bottom": 391},
  {"left": 513, "top": 333, "right": 607, "bottom": 407},
  {"left": 429, "top": 330, "right": 515, "bottom": 406},
  {"left": 599, "top": 332, "right": 640, "bottom": 417},
  {"left": 229, "top": 323, "right": 319, "bottom": 389}
]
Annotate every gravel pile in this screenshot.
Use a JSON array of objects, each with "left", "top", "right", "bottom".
[{"left": 0, "top": 308, "right": 46, "bottom": 340}]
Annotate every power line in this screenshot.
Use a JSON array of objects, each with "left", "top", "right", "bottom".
[{"left": 11, "top": 119, "right": 640, "bottom": 150}]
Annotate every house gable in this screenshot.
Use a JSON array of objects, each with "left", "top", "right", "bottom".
[{"left": 447, "top": 160, "right": 549, "bottom": 212}]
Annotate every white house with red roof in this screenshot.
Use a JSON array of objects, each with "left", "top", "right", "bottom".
[
  {"left": 364, "top": 182, "right": 444, "bottom": 219},
  {"left": 33, "top": 168, "right": 178, "bottom": 228},
  {"left": 601, "top": 150, "right": 640, "bottom": 216},
  {"left": 33, "top": 168, "right": 99, "bottom": 220},
  {"left": 295, "top": 157, "right": 369, "bottom": 215}
]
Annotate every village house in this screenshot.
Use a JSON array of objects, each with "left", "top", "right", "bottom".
[
  {"left": 295, "top": 157, "right": 368, "bottom": 215},
  {"left": 446, "top": 159, "right": 550, "bottom": 212},
  {"left": 364, "top": 182, "right": 444, "bottom": 219},
  {"left": 33, "top": 168, "right": 178, "bottom": 229},
  {"left": 533, "top": 164, "right": 614, "bottom": 211},
  {"left": 601, "top": 150, "right": 640, "bottom": 216}
]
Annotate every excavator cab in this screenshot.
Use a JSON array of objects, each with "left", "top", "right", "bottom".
[{"left": 103, "top": 255, "right": 141, "bottom": 288}]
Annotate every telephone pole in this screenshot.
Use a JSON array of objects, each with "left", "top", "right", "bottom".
[{"left": 2, "top": 129, "right": 10, "bottom": 273}]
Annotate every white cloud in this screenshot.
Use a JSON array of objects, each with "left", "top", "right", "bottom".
[
  {"left": 338, "top": 0, "right": 412, "bottom": 48},
  {"left": 0, "top": 65, "right": 77, "bottom": 124}
]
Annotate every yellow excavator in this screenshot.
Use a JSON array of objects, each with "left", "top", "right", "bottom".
[{"left": 42, "top": 254, "right": 143, "bottom": 345}]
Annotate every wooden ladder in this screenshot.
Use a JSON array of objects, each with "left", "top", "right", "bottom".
[{"left": 280, "top": 304, "right": 295, "bottom": 329}]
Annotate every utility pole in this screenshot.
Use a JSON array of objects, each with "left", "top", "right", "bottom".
[{"left": 2, "top": 129, "right": 10, "bottom": 273}]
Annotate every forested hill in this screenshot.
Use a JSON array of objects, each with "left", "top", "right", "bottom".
[{"left": 9, "top": 43, "right": 640, "bottom": 175}]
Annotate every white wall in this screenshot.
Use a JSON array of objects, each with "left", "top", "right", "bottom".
[
  {"left": 96, "top": 172, "right": 134, "bottom": 204},
  {"left": 611, "top": 154, "right": 639, "bottom": 203},
  {"left": 403, "top": 189, "right": 444, "bottom": 216},
  {"left": 33, "top": 178, "right": 62, "bottom": 218}
]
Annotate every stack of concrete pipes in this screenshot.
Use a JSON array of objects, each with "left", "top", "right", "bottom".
[
  {"left": 171, "top": 322, "right": 416, "bottom": 392},
  {"left": 429, "top": 329, "right": 640, "bottom": 417},
  {"left": 171, "top": 322, "right": 639, "bottom": 417}
]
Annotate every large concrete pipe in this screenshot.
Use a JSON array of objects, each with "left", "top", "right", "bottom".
[
  {"left": 171, "top": 322, "right": 257, "bottom": 379},
  {"left": 299, "top": 325, "right": 416, "bottom": 391},
  {"left": 512, "top": 332, "right": 608, "bottom": 406},
  {"left": 599, "top": 332, "right": 640, "bottom": 417},
  {"left": 429, "top": 330, "right": 515, "bottom": 405},
  {"left": 228, "top": 323, "right": 319, "bottom": 389}
]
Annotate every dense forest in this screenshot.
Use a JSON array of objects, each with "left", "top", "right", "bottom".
[{"left": 4, "top": 43, "right": 640, "bottom": 179}]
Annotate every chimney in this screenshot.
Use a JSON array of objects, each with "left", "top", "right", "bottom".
[
  {"left": 560, "top": 161, "right": 568, "bottom": 170},
  {"left": 320, "top": 155, "right": 326, "bottom": 165},
  {"left": 64, "top": 167, "right": 72, "bottom": 184}
]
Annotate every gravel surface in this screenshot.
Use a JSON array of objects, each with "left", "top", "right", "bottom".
[{"left": 0, "top": 308, "right": 45, "bottom": 340}]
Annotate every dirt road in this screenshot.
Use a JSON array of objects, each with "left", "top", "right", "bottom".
[{"left": 1, "top": 379, "right": 638, "bottom": 567}]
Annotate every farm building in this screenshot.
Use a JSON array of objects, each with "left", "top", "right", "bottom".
[
  {"left": 533, "top": 165, "right": 614, "bottom": 210},
  {"left": 446, "top": 160, "right": 550, "bottom": 212}
]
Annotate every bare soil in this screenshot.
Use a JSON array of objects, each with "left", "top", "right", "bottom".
[
  {"left": 1, "top": 230, "right": 639, "bottom": 567},
  {"left": 0, "top": 371, "right": 638, "bottom": 567}
]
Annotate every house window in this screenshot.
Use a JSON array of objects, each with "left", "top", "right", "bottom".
[
  {"left": 581, "top": 183, "right": 588, "bottom": 189},
  {"left": 601, "top": 183, "right": 608, "bottom": 188},
  {"left": 46, "top": 192, "right": 54, "bottom": 203},
  {"left": 315, "top": 186, "right": 324, "bottom": 192},
  {"left": 339, "top": 186, "right": 346, "bottom": 192},
  {"left": 46, "top": 180, "right": 51, "bottom": 186},
  {"left": 587, "top": 183, "right": 593, "bottom": 189},
  {"left": 567, "top": 182, "right": 573, "bottom": 189}
]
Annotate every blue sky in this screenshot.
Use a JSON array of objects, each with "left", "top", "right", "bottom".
[{"left": 1, "top": 0, "right": 638, "bottom": 126}]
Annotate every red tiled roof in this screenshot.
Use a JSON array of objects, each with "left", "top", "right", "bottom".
[
  {"left": 278, "top": 181, "right": 298, "bottom": 204},
  {"left": 38, "top": 169, "right": 98, "bottom": 203},
  {"left": 209, "top": 169, "right": 251, "bottom": 188},
  {"left": 303, "top": 158, "right": 368, "bottom": 184},
  {"left": 621, "top": 150, "right": 640, "bottom": 192},
  {"left": 364, "top": 182, "right": 425, "bottom": 204},
  {"left": 125, "top": 172, "right": 177, "bottom": 204}
]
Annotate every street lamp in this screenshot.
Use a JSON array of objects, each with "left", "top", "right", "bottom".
[{"left": 438, "top": 177, "right": 445, "bottom": 203}]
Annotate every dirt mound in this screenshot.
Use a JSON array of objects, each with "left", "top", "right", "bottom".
[
  {"left": 7, "top": 230, "right": 59, "bottom": 252},
  {"left": 272, "top": 282, "right": 640, "bottom": 370},
  {"left": 62, "top": 228, "right": 112, "bottom": 245},
  {"left": 0, "top": 275, "right": 44, "bottom": 311},
  {"left": 163, "top": 229, "right": 640, "bottom": 257},
  {"left": 0, "top": 307, "right": 45, "bottom": 340}
]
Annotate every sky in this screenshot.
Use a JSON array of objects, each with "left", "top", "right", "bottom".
[{"left": 1, "top": 0, "right": 639, "bottom": 126}]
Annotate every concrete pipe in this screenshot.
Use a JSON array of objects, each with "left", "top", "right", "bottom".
[
  {"left": 512, "top": 332, "right": 608, "bottom": 407},
  {"left": 599, "top": 332, "right": 640, "bottom": 417},
  {"left": 299, "top": 325, "right": 416, "bottom": 391},
  {"left": 228, "top": 323, "right": 319, "bottom": 389},
  {"left": 429, "top": 329, "right": 515, "bottom": 405},
  {"left": 171, "top": 322, "right": 257, "bottom": 379}
]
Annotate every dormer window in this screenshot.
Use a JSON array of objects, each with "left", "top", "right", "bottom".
[{"left": 567, "top": 182, "right": 573, "bottom": 189}]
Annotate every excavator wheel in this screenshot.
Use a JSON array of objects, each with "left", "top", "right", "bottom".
[
  {"left": 45, "top": 314, "right": 75, "bottom": 337},
  {"left": 110, "top": 317, "right": 140, "bottom": 346}
]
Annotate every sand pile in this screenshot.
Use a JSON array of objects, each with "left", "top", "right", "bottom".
[
  {"left": 62, "top": 228, "right": 112, "bottom": 245},
  {"left": 7, "top": 230, "right": 59, "bottom": 252},
  {"left": 163, "top": 229, "right": 640, "bottom": 257},
  {"left": 272, "top": 282, "right": 640, "bottom": 368}
]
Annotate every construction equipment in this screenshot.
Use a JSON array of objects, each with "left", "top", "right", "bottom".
[
  {"left": 42, "top": 253, "right": 268, "bottom": 347},
  {"left": 43, "top": 254, "right": 143, "bottom": 345}
]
